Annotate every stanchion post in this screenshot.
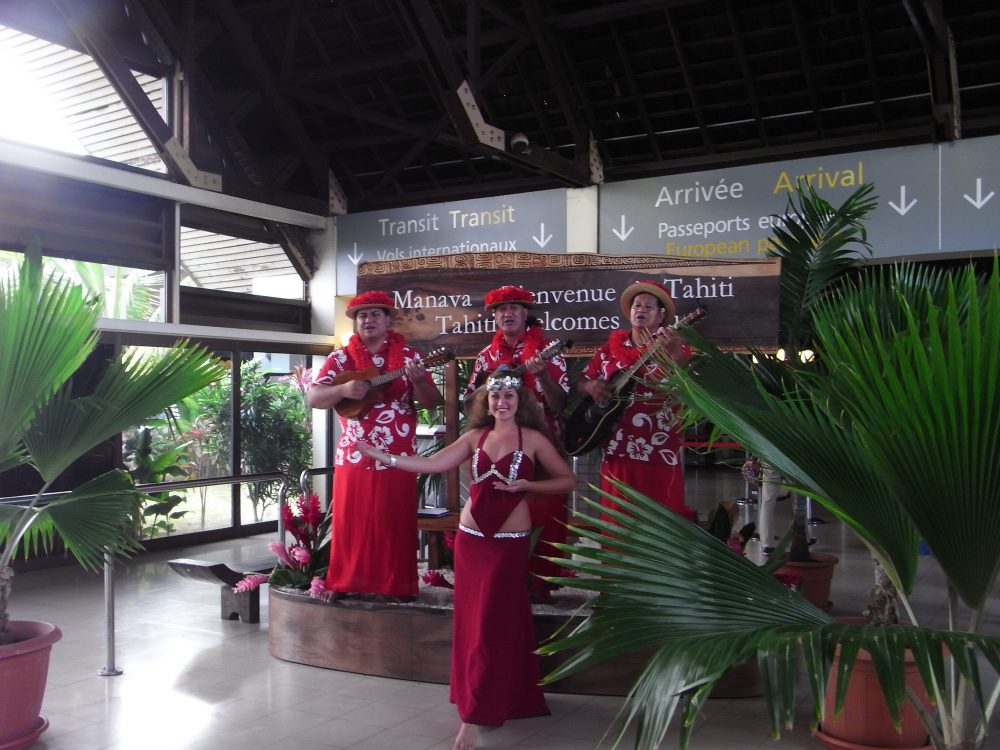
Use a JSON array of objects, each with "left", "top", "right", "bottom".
[{"left": 98, "top": 549, "right": 122, "bottom": 677}]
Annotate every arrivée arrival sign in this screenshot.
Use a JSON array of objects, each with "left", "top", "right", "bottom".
[{"left": 356, "top": 252, "right": 780, "bottom": 357}]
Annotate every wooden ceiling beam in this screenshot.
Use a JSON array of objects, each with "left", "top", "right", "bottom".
[
  {"left": 204, "top": 0, "right": 330, "bottom": 192},
  {"left": 902, "top": 0, "right": 960, "bottom": 140}
]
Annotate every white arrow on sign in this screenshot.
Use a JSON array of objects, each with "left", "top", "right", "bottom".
[
  {"left": 963, "top": 177, "right": 995, "bottom": 209},
  {"left": 533, "top": 222, "right": 552, "bottom": 248},
  {"left": 888, "top": 185, "right": 917, "bottom": 216},
  {"left": 612, "top": 214, "right": 634, "bottom": 241},
  {"left": 348, "top": 243, "right": 364, "bottom": 266}
]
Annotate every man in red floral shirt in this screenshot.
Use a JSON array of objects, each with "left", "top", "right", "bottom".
[
  {"left": 577, "top": 280, "right": 692, "bottom": 517},
  {"left": 464, "top": 285, "right": 570, "bottom": 598},
  {"left": 308, "top": 290, "right": 442, "bottom": 599}
]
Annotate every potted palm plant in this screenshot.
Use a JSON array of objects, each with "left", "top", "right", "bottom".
[
  {"left": 0, "top": 250, "right": 225, "bottom": 749},
  {"left": 757, "top": 183, "right": 878, "bottom": 607},
  {"left": 540, "top": 203, "right": 1000, "bottom": 748}
]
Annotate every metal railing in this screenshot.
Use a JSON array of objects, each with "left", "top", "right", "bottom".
[{"left": 1, "top": 472, "right": 289, "bottom": 677}]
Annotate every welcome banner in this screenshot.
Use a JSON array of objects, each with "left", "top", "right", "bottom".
[{"left": 356, "top": 252, "right": 780, "bottom": 357}]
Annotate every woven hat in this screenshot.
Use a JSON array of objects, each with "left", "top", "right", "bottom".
[
  {"left": 620, "top": 279, "right": 676, "bottom": 319},
  {"left": 484, "top": 285, "right": 536, "bottom": 312},
  {"left": 346, "top": 290, "right": 396, "bottom": 318}
]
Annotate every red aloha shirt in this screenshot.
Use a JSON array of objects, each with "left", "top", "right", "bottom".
[
  {"left": 313, "top": 340, "right": 430, "bottom": 467},
  {"left": 464, "top": 334, "right": 569, "bottom": 442},
  {"left": 582, "top": 336, "right": 685, "bottom": 466}
]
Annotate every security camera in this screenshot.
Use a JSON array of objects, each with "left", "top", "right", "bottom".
[{"left": 509, "top": 132, "right": 531, "bottom": 155}]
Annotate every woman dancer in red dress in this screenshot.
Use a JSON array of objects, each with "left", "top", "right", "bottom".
[{"left": 354, "top": 365, "right": 576, "bottom": 750}]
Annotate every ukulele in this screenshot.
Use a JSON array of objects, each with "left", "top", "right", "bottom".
[
  {"left": 333, "top": 347, "right": 454, "bottom": 418},
  {"left": 470, "top": 338, "right": 574, "bottom": 389},
  {"left": 564, "top": 307, "right": 707, "bottom": 456}
]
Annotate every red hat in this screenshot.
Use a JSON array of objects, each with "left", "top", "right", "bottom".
[
  {"left": 346, "top": 290, "right": 396, "bottom": 318},
  {"left": 620, "top": 279, "right": 676, "bottom": 319},
  {"left": 484, "top": 285, "right": 536, "bottom": 312}
]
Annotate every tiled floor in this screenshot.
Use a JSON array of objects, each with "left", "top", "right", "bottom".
[{"left": 10, "top": 465, "right": 999, "bottom": 749}]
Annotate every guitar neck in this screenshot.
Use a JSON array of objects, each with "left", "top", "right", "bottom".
[
  {"left": 368, "top": 366, "right": 408, "bottom": 388},
  {"left": 612, "top": 309, "right": 703, "bottom": 395}
]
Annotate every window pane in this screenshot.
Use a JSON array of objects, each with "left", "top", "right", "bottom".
[
  {"left": 237, "top": 353, "right": 314, "bottom": 523},
  {"left": 0, "top": 251, "right": 164, "bottom": 321},
  {"left": 122, "top": 348, "right": 233, "bottom": 538},
  {"left": 180, "top": 227, "right": 304, "bottom": 299},
  {"left": 0, "top": 25, "right": 166, "bottom": 172}
]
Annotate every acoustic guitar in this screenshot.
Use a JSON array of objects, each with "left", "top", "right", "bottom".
[
  {"left": 469, "top": 338, "right": 573, "bottom": 389},
  {"left": 333, "top": 347, "right": 454, "bottom": 418},
  {"left": 564, "top": 307, "right": 707, "bottom": 456}
]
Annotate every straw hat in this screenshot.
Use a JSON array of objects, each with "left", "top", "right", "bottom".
[{"left": 619, "top": 279, "right": 676, "bottom": 319}]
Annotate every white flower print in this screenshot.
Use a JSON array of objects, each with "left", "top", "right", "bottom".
[
  {"left": 343, "top": 421, "right": 363, "bottom": 444},
  {"left": 630, "top": 412, "right": 653, "bottom": 430},
  {"left": 658, "top": 448, "right": 680, "bottom": 466},
  {"left": 605, "top": 428, "right": 623, "bottom": 456},
  {"left": 391, "top": 398, "right": 412, "bottom": 416},
  {"left": 656, "top": 408, "right": 679, "bottom": 433},
  {"left": 369, "top": 426, "right": 393, "bottom": 451},
  {"left": 626, "top": 436, "right": 653, "bottom": 461}
]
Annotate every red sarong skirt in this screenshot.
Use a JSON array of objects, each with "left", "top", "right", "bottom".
[
  {"left": 325, "top": 462, "right": 418, "bottom": 597},
  {"left": 450, "top": 527, "right": 550, "bottom": 726}
]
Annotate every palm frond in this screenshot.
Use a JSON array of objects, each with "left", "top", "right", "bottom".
[
  {"left": 768, "top": 183, "right": 876, "bottom": 350},
  {"left": 541, "top": 481, "right": 999, "bottom": 749},
  {"left": 667, "top": 337, "right": 921, "bottom": 594},
  {"left": 813, "top": 261, "right": 1000, "bottom": 610},
  {"left": 1, "top": 470, "right": 144, "bottom": 571},
  {"left": 0, "top": 253, "right": 100, "bottom": 472},
  {"left": 24, "top": 344, "right": 227, "bottom": 483}
]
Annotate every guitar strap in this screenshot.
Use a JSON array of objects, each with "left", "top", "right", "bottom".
[{"left": 487, "top": 325, "right": 545, "bottom": 390}]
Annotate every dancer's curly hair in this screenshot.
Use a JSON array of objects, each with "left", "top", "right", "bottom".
[{"left": 465, "top": 367, "right": 546, "bottom": 433}]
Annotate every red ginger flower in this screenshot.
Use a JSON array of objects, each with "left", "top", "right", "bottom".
[{"left": 422, "top": 570, "right": 454, "bottom": 589}]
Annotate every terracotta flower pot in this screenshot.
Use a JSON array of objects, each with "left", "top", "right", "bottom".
[
  {"left": 775, "top": 552, "right": 839, "bottom": 610},
  {"left": 0, "top": 620, "right": 62, "bottom": 750},
  {"left": 815, "top": 640, "right": 931, "bottom": 750}
]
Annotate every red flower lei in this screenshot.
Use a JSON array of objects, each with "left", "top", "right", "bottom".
[
  {"left": 346, "top": 330, "right": 407, "bottom": 371},
  {"left": 489, "top": 324, "right": 544, "bottom": 364},
  {"left": 607, "top": 329, "right": 642, "bottom": 367}
]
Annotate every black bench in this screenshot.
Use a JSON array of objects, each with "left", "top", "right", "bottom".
[{"left": 168, "top": 557, "right": 275, "bottom": 623}]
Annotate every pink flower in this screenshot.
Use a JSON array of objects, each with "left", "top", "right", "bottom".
[
  {"left": 774, "top": 571, "right": 801, "bottom": 589},
  {"left": 308, "top": 576, "right": 328, "bottom": 599},
  {"left": 726, "top": 533, "right": 744, "bottom": 554},
  {"left": 289, "top": 545, "right": 311, "bottom": 566},
  {"left": 421, "top": 570, "right": 454, "bottom": 589},
  {"left": 268, "top": 540, "right": 293, "bottom": 567},
  {"left": 233, "top": 573, "right": 269, "bottom": 593}
]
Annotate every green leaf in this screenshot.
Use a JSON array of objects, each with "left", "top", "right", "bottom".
[
  {"left": 1, "top": 470, "right": 144, "bottom": 571},
  {"left": 24, "top": 344, "right": 226, "bottom": 483},
  {"left": 541, "top": 482, "right": 999, "bottom": 748},
  {"left": 0, "top": 251, "right": 100, "bottom": 472}
]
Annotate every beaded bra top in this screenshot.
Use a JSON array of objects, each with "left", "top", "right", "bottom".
[
  {"left": 468, "top": 427, "right": 534, "bottom": 538},
  {"left": 471, "top": 426, "right": 526, "bottom": 484}
]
